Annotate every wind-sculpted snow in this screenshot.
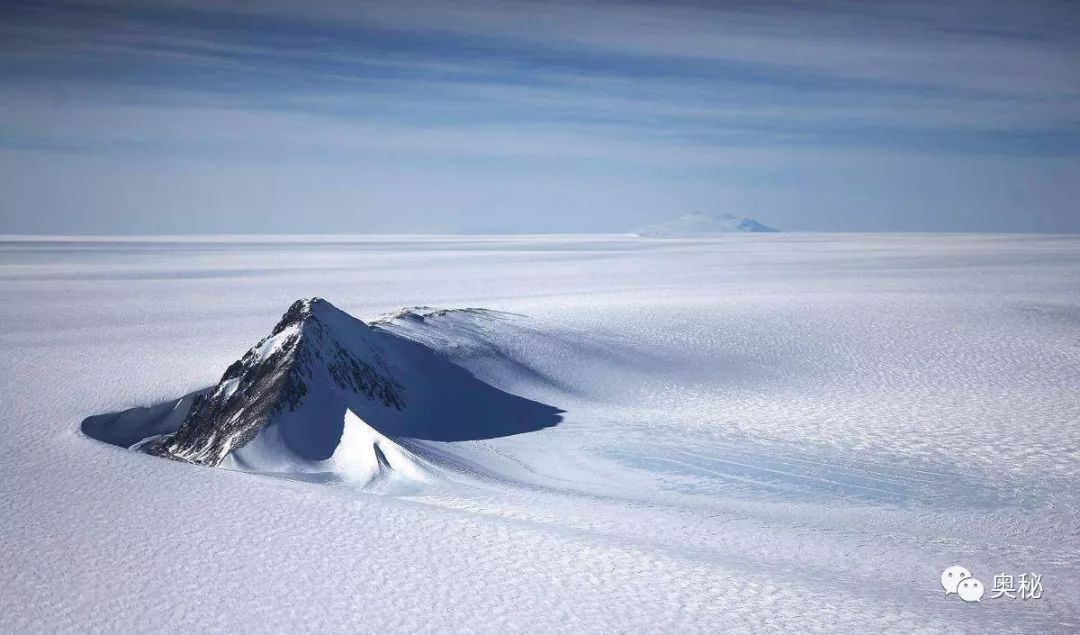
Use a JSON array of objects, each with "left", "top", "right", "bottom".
[{"left": 3, "top": 234, "right": 1080, "bottom": 633}]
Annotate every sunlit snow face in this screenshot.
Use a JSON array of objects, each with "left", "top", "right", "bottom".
[
  {"left": 941, "top": 566, "right": 972, "bottom": 594},
  {"left": 957, "top": 578, "right": 984, "bottom": 603}
]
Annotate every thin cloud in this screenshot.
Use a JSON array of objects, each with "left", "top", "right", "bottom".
[{"left": 1, "top": 0, "right": 1078, "bottom": 231}]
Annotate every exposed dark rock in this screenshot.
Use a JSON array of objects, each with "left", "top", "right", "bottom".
[{"left": 142, "top": 298, "right": 403, "bottom": 466}]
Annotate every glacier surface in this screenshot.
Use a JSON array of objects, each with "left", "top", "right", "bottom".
[{"left": 1, "top": 233, "right": 1077, "bottom": 633}]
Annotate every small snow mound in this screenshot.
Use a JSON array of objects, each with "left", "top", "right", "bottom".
[
  {"left": 330, "top": 410, "right": 430, "bottom": 486},
  {"left": 223, "top": 409, "right": 431, "bottom": 489},
  {"left": 372, "top": 306, "right": 517, "bottom": 325}
]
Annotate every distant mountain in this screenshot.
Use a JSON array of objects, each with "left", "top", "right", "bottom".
[{"left": 637, "top": 212, "right": 779, "bottom": 235}]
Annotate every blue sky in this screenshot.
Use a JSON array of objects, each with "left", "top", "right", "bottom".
[{"left": 1, "top": 0, "right": 1079, "bottom": 233}]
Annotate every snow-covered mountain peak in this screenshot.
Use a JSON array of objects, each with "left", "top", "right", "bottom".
[
  {"left": 637, "top": 212, "right": 778, "bottom": 235},
  {"left": 141, "top": 297, "right": 404, "bottom": 467},
  {"left": 134, "top": 298, "right": 563, "bottom": 476},
  {"left": 270, "top": 297, "right": 372, "bottom": 343},
  {"left": 273, "top": 296, "right": 327, "bottom": 330}
]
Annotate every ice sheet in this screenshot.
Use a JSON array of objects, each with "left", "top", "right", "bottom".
[{"left": 1, "top": 233, "right": 1077, "bottom": 633}]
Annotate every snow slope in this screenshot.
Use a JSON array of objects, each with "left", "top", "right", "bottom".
[{"left": 1, "top": 233, "right": 1078, "bottom": 633}]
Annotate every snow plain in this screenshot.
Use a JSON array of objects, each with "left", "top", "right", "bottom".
[{"left": 1, "top": 233, "right": 1078, "bottom": 633}]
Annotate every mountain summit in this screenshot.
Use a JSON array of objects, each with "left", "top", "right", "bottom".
[
  {"left": 141, "top": 298, "right": 404, "bottom": 467},
  {"left": 137, "top": 298, "right": 562, "bottom": 481},
  {"left": 637, "top": 212, "right": 778, "bottom": 235}
]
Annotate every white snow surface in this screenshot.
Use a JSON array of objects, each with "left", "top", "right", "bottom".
[
  {"left": 1, "top": 233, "right": 1078, "bottom": 633},
  {"left": 222, "top": 409, "right": 432, "bottom": 491},
  {"left": 251, "top": 322, "right": 299, "bottom": 361}
]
